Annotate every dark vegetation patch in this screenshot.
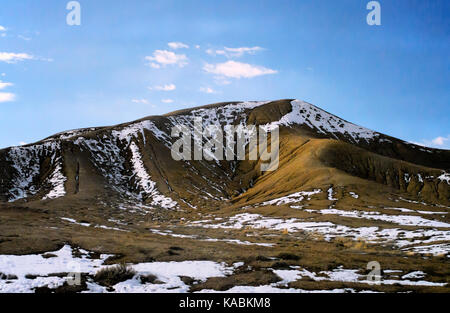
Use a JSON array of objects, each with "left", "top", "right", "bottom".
[
  {"left": 93, "top": 264, "right": 136, "bottom": 287},
  {"left": 277, "top": 253, "right": 301, "bottom": 261},
  {"left": 42, "top": 253, "right": 57, "bottom": 259},
  {"left": 270, "top": 261, "right": 291, "bottom": 269},
  {"left": 190, "top": 270, "right": 282, "bottom": 292},
  {"left": 0, "top": 273, "right": 17, "bottom": 280},
  {"left": 139, "top": 274, "right": 164, "bottom": 284}
]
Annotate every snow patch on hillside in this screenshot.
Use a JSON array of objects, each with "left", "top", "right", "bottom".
[
  {"left": 6, "top": 142, "right": 60, "bottom": 202},
  {"left": 112, "top": 120, "right": 172, "bottom": 146},
  {"left": 262, "top": 100, "right": 379, "bottom": 143},
  {"left": 327, "top": 187, "right": 337, "bottom": 201},
  {"left": 438, "top": 172, "right": 450, "bottom": 184},
  {"left": 129, "top": 142, "right": 177, "bottom": 209},
  {"left": 258, "top": 189, "right": 322, "bottom": 206},
  {"left": 42, "top": 158, "right": 67, "bottom": 200}
]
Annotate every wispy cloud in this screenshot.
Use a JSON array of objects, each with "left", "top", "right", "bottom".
[
  {"left": 0, "top": 92, "right": 15, "bottom": 103},
  {"left": 199, "top": 87, "right": 216, "bottom": 94},
  {"left": 0, "top": 80, "right": 13, "bottom": 90},
  {"left": 168, "top": 42, "right": 189, "bottom": 49},
  {"left": 145, "top": 50, "right": 188, "bottom": 68},
  {"left": 0, "top": 26, "right": 6, "bottom": 32},
  {"left": 0, "top": 52, "right": 34, "bottom": 63},
  {"left": 206, "top": 46, "right": 264, "bottom": 58},
  {"left": 161, "top": 99, "right": 174, "bottom": 103},
  {"left": 18, "top": 35, "right": 32, "bottom": 41},
  {"left": 203, "top": 61, "right": 277, "bottom": 79},
  {"left": 150, "top": 84, "right": 176, "bottom": 91},
  {"left": 131, "top": 98, "right": 149, "bottom": 104}
]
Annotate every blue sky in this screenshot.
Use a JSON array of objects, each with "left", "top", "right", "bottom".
[{"left": 0, "top": 0, "right": 449, "bottom": 149}]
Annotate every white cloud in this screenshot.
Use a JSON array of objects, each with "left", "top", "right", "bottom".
[
  {"left": 150, "top": 84, "right": 176, "bottom": 91},
  {"left": 168, "top": 42, "right": 189, "bottom": 49},
  {"left": 195, "top": 45, "right": 201, "bottom": 49},
  {"left": 206, "top": 46, "right": 264, "bottom": 58},
  {"left": 145, "top": 50, "right": 188, "bottom": 68},
  {"left": 0, "top": 92, "right": 15, "bottom": 102},
  {"left": 432, "top": 136, "right": 450, "bottom": 146},
  {"left": 131, "top": 99, "right": 149, "bottom": 104},
  {"left": 161, "top": 99, "right": 174, "bottom": 103},
  {"left": 0, "top": 26, "right": 6, "bottom": 32},
  {"left": 0, "top": 52, "right": 34, "bottom": 63},
  {"left": 199, "top": 87, "right": 216, "bottom": 94},
  {"left": 203, "top": 61, "right": 277, "bottom": 79},
  {"left": 412, "top": 135, "right": 450, "bottom": 149},
  {"left": 0, "top": 80, "right": 13, "bottom": 90},
  {"left": 19, "top": 141, "right": 27, "bottom": 146}
]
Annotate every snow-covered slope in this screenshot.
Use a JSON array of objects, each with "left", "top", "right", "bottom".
[{"left": 262, "top": 100, "right": 379, "bottom": 143}]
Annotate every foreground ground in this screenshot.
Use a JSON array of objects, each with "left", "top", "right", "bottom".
[{"left": 1, "top": 186, "right": 449, "bottom": 293}]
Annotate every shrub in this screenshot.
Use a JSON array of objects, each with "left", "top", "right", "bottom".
[
  {"left": 277, "top": 253, "right": 301, "bottom": 261},
  {"left": 94, "top": 263, "right": 136, "bottom": 287}
]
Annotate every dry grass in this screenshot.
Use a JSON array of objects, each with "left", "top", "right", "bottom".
[{"left": 93, "top": 263, "right": 136, "bottom": 287}]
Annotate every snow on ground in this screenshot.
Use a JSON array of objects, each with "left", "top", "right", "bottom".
[
  {"left": 61, "top": 217, "right": 128, "bottom": 232},
  {"left": 61, "top": 217, "right": 90, "bottom": 227},
  {"left": 0, "top": 246, "right": 235, "bottom": 293},
  {"left": 258, "top": 189, "right": 322, "bottom": 206},
  {"left": 403, "top": 243, "right": 450, "bottom": 256},
  {"left": 0, "top": 245, "right": 446, "bottom": 293},
  {"left": 402, "top": 271, "right": 425, "bottom": 280},
  {"left": 199, "top": 265, "right": 446, "bottom": 293},
  {"left": 198, "top": 286, "right": 358, "bottom": 293},
  {"left": 188, "top": 213, "right": 450, "bottom": 251},
  {"left": 112, "top": 261, "right": 234, "bottom": 293},
  {"left": 0, "top": 245, "right": 111, "bottom": 293},
  {"left": 149, "top": 228, "right": 274, "bottom": 247},
  {"left": 312, "top": 208, "right": 450, "bottom": 228},
  {"left": 386, "top": 206, "right": 448, "bottom": 215}
]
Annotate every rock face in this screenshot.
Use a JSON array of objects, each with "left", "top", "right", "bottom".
[{"left": 0, "top": 99, "right": 449, "bottom": 208}]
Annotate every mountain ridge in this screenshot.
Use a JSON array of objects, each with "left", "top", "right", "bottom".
[{"left": 0, "top": 99, "right": 449, "bottom": 207}]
